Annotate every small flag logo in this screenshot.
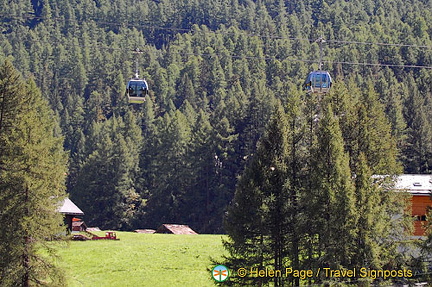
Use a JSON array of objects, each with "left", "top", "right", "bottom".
[{"left": 212, "top": 265, "right": 229, "bottom": 282}]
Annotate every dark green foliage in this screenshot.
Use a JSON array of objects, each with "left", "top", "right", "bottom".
[
  {"left": 0, "top": 60, "right": 67, "bottom": 286},
  {"left": 71, "top": 112, "right": 142, "bottom": 230},
  {"left": 309, "top": 104, "right": 357, "bottom": 272},
  {"left": 223, "top": 81, "right": 408, "bottom": 285},
  {"left": 0, "top": 2, "right": 429, "bottom": 286},
  {"left": 403, "top": 75, "right": 432, "bottom": 173},
  {"left": 0, "top": 0, "right": 430, "bottom": 235},
  {"left": 224, "top": 103, "right": 291, "bottom": 286},
  {"left": 141, "top": 109, "right": 194, "bottom": 228}
]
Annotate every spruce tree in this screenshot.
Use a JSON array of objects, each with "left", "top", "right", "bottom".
[
  {"left": 308, "top": 104, "right": 357, "bottom": 280},
  {"left": 403, "top": 76, "right": 432, "bottom": 173},
  {"left": 353, "top": 153, "right": 387, "bottom": 271},
  {"left": 142, "top": 109, "right": 194, "bottom": 228},
  {"left": 0, "top": 60, "right": 67, "bottom": 286},
  {"left": 71, "top": 112, "right": 142, "bottom": 230},
  {"left": 284, "top": 88, "right": 307, "bottom": 287},
  {"left": 187, "top": 109, "right": 215, "bottom": 232},
  {"left": 355, "top": 82, "right": 400, "bottom": 175},
  {"left": 223, "top": 103, "right": 290, "bottom": 286}
]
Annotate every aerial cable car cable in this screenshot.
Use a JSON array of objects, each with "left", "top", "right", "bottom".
[
  {"left": 49, "top": 34, "right": 432, "bottom": 70},
  {"left": 3, "top": 13, "right": 432, "bottom": 50},
  {"left": 321, "top": 60, "right": 432, "bottom": 69},
  {"left": 11, "top": 23, "right": 432, "bottom": 70},
  {"left": 317, "top": 36, "right": 325, "bottom": 70},
  {"left": 42, "top": 33, "right": 432, "bottom": 70},
  {"left": 326, "top": 39, "right": 432, "bottom": 49}
]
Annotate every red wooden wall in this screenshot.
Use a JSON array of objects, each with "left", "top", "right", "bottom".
[{"left": 411, "top": 195, "right": 432, "bottom": 236}]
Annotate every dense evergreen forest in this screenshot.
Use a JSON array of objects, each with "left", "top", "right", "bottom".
[{"left": 1, "top": 0, "right": 432, "bottom": 234}]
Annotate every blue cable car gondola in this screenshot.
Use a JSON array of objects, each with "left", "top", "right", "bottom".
[
  {"left": 304, "top": 70, "right": 332, "bottom": 95},
  {"left": 126, "top": 73, "right": 148, "bottom": 104},
  {"left": 304, "top": 37, "right": 332, "bottom": 95}
]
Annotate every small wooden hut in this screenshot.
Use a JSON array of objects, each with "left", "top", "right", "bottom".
[
  {"left": 58, "top": 198, "right": 84, "bottom": 232},
  {"left": 72, "top": 219, "right": 88, "bottom": 232},
  {"left": 155, "top": 224, "right": 197, "bottom": 235}
]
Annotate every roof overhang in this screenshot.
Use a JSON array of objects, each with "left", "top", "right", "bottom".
[{"left": 58, "top": 198, "right": 84, "bottom": 215}]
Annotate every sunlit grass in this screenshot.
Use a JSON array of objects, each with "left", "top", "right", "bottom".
[{"left": 57, "top": 232, "right": 226, "bottom": 286}]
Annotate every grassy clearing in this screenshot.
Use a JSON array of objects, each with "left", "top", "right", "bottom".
[{"left": 57, "top": 232, "right": 226, "bottom": 287}]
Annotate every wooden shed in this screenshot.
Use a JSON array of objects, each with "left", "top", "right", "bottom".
[
  {"left": 155, "top": 224, "right": 198, "bottom": 235},
  {"left": 58, "top": 198, "right": 84, "bottom": 232},
  {"left": 72, "top": 219, "right": 88, "bottom": 232}
]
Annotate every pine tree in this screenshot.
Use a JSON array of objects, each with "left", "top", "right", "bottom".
[
  {"left": 186, "top": 109, "right": 214, "bottom": 232},
  {"left": 142, "top": 109, "right": 194, "bottom": 228},
  {"left": 284, "top": 88, "right": 307, "bottom": 287},
  {"left": 223, "top": 103, "right": 290, "bottom": 286},
  {"left": 355, "top": 82, "right": 400, "bottom": 175},
  {"left": 308, "top": 104, "right": 357, "bottom": 280},
  {"left": 352, "top": 153, "right": 388, "bottom": 271},
  {"left": 138, "top": 94, "right": 157, "bottom": 205},
  {"left": 322, "top": 82, "right": 409, "bottom": 277},
  {"left": 71, "top": 113, "right": 142, "bottom": 230},
  {"left": 403, "top": 76, "right": 432, "bottom": 173},
  {"left": 0, "top": 60, "right": 67, "bottom": 286}
]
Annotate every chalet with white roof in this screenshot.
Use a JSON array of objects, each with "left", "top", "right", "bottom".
[{"left": 394, "top": 174, "right": 432, "bottom": 236}]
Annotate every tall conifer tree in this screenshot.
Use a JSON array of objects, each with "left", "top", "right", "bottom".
[
  {"left": 308, "top": 104, "right": 357, "bottom": 279},
  {"left": 71, "top": 113, "right": 142, "bottom": 230},
  {"left": 0, "top": 60, "right": 67, "bottom": 286},
  {"left": 224, "top": 103, "right": 290, "bottom": 286}
]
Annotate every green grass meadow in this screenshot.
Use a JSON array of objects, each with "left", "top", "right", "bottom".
[{"left": 57, "top": 232, "right": 226, "bottom": 287}]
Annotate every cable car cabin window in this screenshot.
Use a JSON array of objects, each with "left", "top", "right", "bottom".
[
  {"left": 305, "top": 71, "right": 331, "bottom": 88},
  {"left": 128, "top": 81, "right": 148, "bottom": 98},
  {"left": 312, "top": 73, "right": 330, "bottom": 88},
  {"left": 304, "top": 71, "right": 332, "bottom": 95}
]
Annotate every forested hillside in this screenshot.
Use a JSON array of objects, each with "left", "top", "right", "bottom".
[{"left": 2, "top": 0, "right": 432, "bottom": 233}]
